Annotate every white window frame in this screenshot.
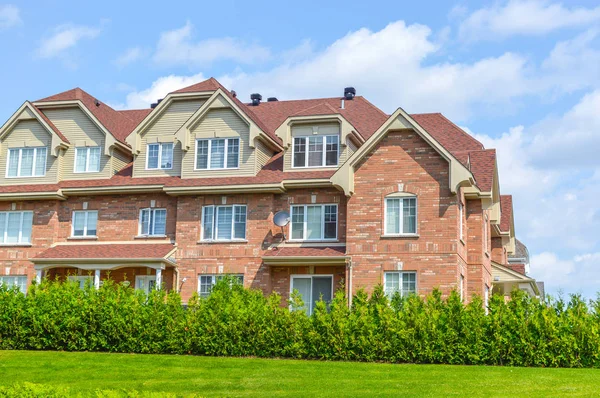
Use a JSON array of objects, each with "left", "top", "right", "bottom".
[
  {"left": 145, "top": 143, "right": 173, "bottom": 170},
  {"left": 383, "top": 196, "right": 418, "bottom": 236},
  {"left": 74, "top": 147, "right": 101, "bottom": 173},
  {"left": 200, "top": 205, "right": 247, "bottom": 241},
  {"left": 0, "top": 275, "right": 27, "bottom": 294},
  {"left": 194, "top": 138, "right": 240, "bottom": 170},
  {"left": 289, "top": 204, "right": 338, "bottom": 242},
  {"left": 68, "top": 275, "right": 93, "bottom": 290},
  {"left": 197, "top": 274, "right": 244, "bottom": 298},
  {"left": 291, "top": 135, "right": 340, "bottom": 168},
  {"left": 138, "top": 208, "right": 167, "bottom": 237},
  {"left": 383, "top": 271, "right": 417, "bottom": 298},
  {"left": 71, "top": 210, "right": 98, "bottom": 238},
  {"left": 484, "top": 285, "right": 490, "bottom": 314},
  {"left": 0, "top": 211, "right": 33, "bottom": 245},
  {"left": 6, "top": 147, "right": 47, "bottom": 178},
  {"left": 289, "top": 274, "right": 334, "bottom": 315},
  {"left": 135, "top": 275, "right": 157, "bottom": 295},
  {"left": 484, "top": 215, "right": 489, "bottom": 254}
]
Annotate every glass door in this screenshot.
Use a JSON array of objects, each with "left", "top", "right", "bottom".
[
  {"left": 291, "top": 275, "right": 333, "bottom": 315},
  {"left": 135, "top": 275, "right": 157, "bottom": 295}
]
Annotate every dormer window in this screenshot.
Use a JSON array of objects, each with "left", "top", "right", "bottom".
[
  {"left": 74, "top": 147, "right": 101, "bottom": 173},
  {"left": 146, "top": 143, "right": 173, "bottom": 170},
  {"left": 292, "top": 135, "right": 339, "bottom": 168},
  {"left": 6, "top": 147, "right": 46, "bottom": 178},
  {"left": 195, "top": 138, "right": 239, "bottom": 170}
]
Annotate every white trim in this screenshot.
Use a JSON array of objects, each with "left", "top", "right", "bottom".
[
  {"left": 197, "top": 273, "right": 244, "bottom": 297},
  {"left": 289, "top": 204, "right": 338, "bottom": 242},
  {"left": 135, "top": 275, "right": 157, "bottom": 295},
  {"left": 291, "top": 135, "right": 340, "bottom": 169},
  {"left": 383, "top": 271, "right": 417, "bottom": 297},
  {"left": 138, "top": 208, "right": 167, "bottom": 237},
  {"left": 145, "top": 143, "right": 173, "bottom": 170},
  {"left": 289, "top": 274, "right": 334, "bottom": 315},
  {"left": 200, "top": 204, "right": 247, "bottom": 241},
  {"left": 194, "top": 137, "right": 240, "bottom": 171},
  {"left": 0, "top": 211, "right": 33, "bottom": 244},
  {"left": 73, "top": 146, "right": 101, "bottom": 173},
  {"left": 383, "top": 196, "right": 418, "bottom": 236},
  {"left": 71, "top": 210, "right": 98, "bottom": 238},
  {"left": 5, "top": 147, "right": 47, "bottom": 178}
]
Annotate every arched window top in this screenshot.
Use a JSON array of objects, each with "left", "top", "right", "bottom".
[{"left": 386, "top": 191, "right": 417, "bottom": 198}]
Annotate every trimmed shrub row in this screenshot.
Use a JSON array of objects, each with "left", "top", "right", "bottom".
[{"left": 1, "top": 278, "right": 599, "bottom": 367}]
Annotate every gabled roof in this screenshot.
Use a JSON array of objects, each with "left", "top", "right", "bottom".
[
  {"left": 171, "top": 77, "right": 222, "bottom": 94},
  {"left": 467, "top": 149, "right": 496, "bottom": 192},
  {"left": 30, "top": 104, "right": 69, "bottom": 143},
  {"left": 410, "top": 113, "right": 484, "bottom": 155},
  {"left": 500, "top": 195, "right": 513, "bottom": 232},
  {"left": 36, "top": 88, "right": 138, "bottom": 145},
  {"left": 118, "top": 109, "right": 152, "bottom": 125}
]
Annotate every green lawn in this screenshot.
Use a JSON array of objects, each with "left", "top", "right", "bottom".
[{"left": 1, "top": 351, "right": 600, "bottom": 397}]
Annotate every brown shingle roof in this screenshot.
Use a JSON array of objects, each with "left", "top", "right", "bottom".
[
  {"left": 410, "top": 113, "right": 484, "bottom": 155},
  {"left": 500, "top": 195, "right": 513, "bottom": 232},
  {"left": 36, "top": 88, "right": 137, "bottom": 145},
  {"left": 263, "top": 246, "right": 346, "bottom": 257},
  {"left": 467, "top": 149, "right": 496, "bottom": 192},
  {"left": 34, "top": 243, "right": 175, "bottom": 260}
]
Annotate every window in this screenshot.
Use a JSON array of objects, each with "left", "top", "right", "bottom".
[
  {"left": 139, "top": 208, "right": 167, "bottom": 236},
  {"left": 74, "top": 147, "right": 101, "bottom": 173},
  {"left": 201, "top": 205, "right": 247, "bottom": 241},
  {"left": 6, "top": 147, "right": 46, "bottom": 178},
  {"left": 292, "top": 135, "right": 339, "bottom": 168},
  {"left": 384, "top": 272, "right": 417, "bottom": 298},
  {"left": 0, "top": 275, "right": 27, "bottom": 294},
  {"left": 290, "top": 204, "right": 337, "bottom": 241},
  {"left": 198, "top": 274, "right": 244, "bottom": 298},
  {"left": 384, "top": 197, "right": 417, "bottom": 235},
  {"left": 195, "top": 138, "right": 239, "bottom": 170},
  {"left": 68, "top": 275, "right": 93, "bottom": 290},
  {"left": 71, "top": 211, "right": 98, "bottom": 237},
  {"left": 459, "top": 201, "right": 464, "bottom": 241},
  {"left": 135, "top": 275, "right": 156, "bottom": 295},
  {"left": 0, "top": 211, "right": 33, "bottom": 244},
  {"left": 290, "top": 275, "right": 333, "bottom": 315},
  {"left": 146, "top": 143, "right": 173, "bottom": 170}
]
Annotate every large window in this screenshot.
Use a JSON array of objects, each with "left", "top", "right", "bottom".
[
  {"left": 201, "top": 205, "right": 247, "bottom": 241},
  {"left": 290, "top": 275, "right": 333, "bottom": 315},
  {"left": 384, "top": 197, "right": 417, "bottom": 235},
  {"left": 0, "top": 211, "right": 33, "bottom": 244},
  {"left": 195, "top": 138, "right": 239, "bottom": 170},
  {"left": 72, "top": 211, "right": 98, "bottom": 237},
  {"left": 6, "top": 147, "right": 46, "bottom": 178},
  {"left": 290, "top": 204, "right": 337, "bottom": 241},
  {"left": 292, "top": 135, "right": 339, "bottom": 168},
  {"left": 198, "top": 274, "right": 243, "bottom": 298},
  {"left": 74, "top": 147, "right": 101, "bottom": 173},
  {"left": 139, "top": 208, "right": 167, "bottom": 236},
  {"left": 384, "top": 271, "right": 417, "bottom": 298},
  {"left": 146, "top": 143, "right": 173, "bottom": 170},
  {"left": 0, "top": 275, "right": 27, "bottom": 294}
]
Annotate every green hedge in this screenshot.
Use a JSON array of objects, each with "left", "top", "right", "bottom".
[{"left": 1, "top": 278, "right": 599, "bottom": 367}]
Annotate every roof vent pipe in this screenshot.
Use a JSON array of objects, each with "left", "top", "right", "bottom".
[
  {"left": 94, "top": 99, "right": 101, "bottom": 107},
  {"left": 344, "top": 87, "right": 356, "bottom": 100},
  {"left": 250, "top": 93, "right": 262, "bottom": 106},
  {"left": 231, "top": 90, "right": 237, "bottom": 98},
  {"left": 267, "top": 97, "right": 278, "bottom": 102}
]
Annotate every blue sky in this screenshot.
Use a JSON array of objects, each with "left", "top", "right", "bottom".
[{"left": 1, "top": 0, "right": 599, "bottom": 298}]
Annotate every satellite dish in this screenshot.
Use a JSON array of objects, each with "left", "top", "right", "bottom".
[{"left": 273, "top": 211, "right": 290, "bottom": 227}]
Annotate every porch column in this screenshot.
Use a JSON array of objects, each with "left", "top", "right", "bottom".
[
  {"left": 156, "top": 268, "right": 162, "bottom": 289},
  {"left": 94, "top": 269, "right": 100, "bottom": 289},
  {"left": 35, "top": 270, "right": 43, "bottom": 284}
]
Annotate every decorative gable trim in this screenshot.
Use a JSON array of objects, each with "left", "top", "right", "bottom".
[{"left": 274, "top": 114, "right": 362, "bottom": 149}]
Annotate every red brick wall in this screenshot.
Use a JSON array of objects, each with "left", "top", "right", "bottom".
[
  {"left": 346, "top": 130, "right": 462, "bottom": 297},
  {"left": 491, "top": 237, "right": 508, "bottom": 265},
  {"left": 465, "top": 199, "right": 492, "bottom": 299}
]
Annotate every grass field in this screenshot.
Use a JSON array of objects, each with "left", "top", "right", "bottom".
[{"left": 1, "top": 351, "right": 600, "bottom": 397}]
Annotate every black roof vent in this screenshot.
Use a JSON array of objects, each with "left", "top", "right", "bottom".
[
  {"left": 150, "top": 102, "right": 158, "bottom": 109},
  {"left": 231, "top": 90, "right": 237, "bottom": 98},
  {"left": 344, "top": 87, "right": 356, "bottom": 100},
  {"left": 267, "top": 97, "right": 278, "bottom": 102},
  {"left": 250, "top": 93, "right": 262, "bottom": 106},
  {"left": 94, "top": 99, "right": 101, "bottom": 107}
]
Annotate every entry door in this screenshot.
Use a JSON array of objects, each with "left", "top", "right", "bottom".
[
  {"left": 135, "top": 275, "right": 156, "bottom": 295},
  {"left": 291, "top": 276, "right": 333, "bottom": 315}
]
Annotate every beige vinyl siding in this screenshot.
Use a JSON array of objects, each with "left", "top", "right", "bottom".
[
  {"left": 0, "top": 120, "right": 59, "bottom": 185},
  {"left": 346, "top": 137, "right": 357, "bottom": 158},
  {"left": 284, "top": 122, "right": 346, "bottom": 172},
  {"left": 43, "top": 108, "right": 112, "bottom": 180},
  {"left": 134, "top": 99, "right": 205, "bottom": 178},
  {"left": 112, "top": 148, "right": 132, "bottom": 175},
  {"left": 182, "top": 108, "right": 254, "bottom": 179},
  {"left": 254, "top": 139, "right": 273, "bottom": 173}
]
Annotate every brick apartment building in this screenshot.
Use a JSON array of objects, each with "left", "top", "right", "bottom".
[{"left": 0, "top": 78, "right": 540, "bottom": 313}]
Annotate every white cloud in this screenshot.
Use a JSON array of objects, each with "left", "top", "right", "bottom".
[
  {"left": 0, "top": 4, "right": 20, "bottom": 30},
  {"left": 113, "top": 47, "right": 145, "bottom": 68},
  {"left": 153, "top": 22, "right": 270, "bottom": 67},
  {"left": 37, "top": 24, "right": 101, "bottom": 59},
  {"left": 121, "top": 72, "right": 207, "bottom": 109},
  {"left": 532, "top": 251, "right": 600, "bottom": 297},
  {"left": 459, "top": 0, "right": 600, "bottom": 41}
]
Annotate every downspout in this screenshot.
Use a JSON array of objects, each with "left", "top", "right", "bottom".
[
  {"left": 347, "top": 258, "right": 353, "bottom": 308},
  {"left": 174, "top": 267, "right": 180, "bottom": 292}
]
